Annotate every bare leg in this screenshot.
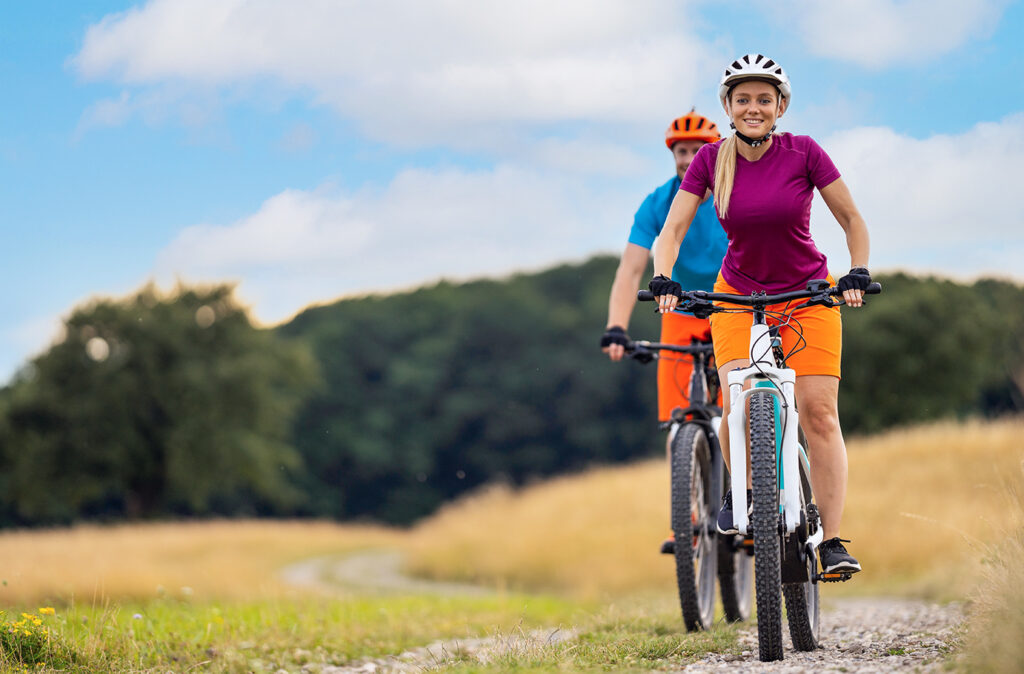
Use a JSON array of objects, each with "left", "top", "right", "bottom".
[{"left": 795, "top": 375, "right": 847, "bottom": 540}]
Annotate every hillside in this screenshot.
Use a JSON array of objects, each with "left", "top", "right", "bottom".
[{"left": 277, "top": 260, "right": 1024, "bottom": 524}]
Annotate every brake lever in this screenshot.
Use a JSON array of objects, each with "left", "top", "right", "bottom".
[
  {"left": 683, "top": 299, "right": 716, "bottom": 320},
  {"left": 797, "top": 293, "right": 844, "bottom": 309}
]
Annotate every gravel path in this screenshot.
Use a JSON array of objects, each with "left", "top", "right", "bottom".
[
  {"left": 316, "top": 598, "right": 962, "bottom": 673},
  {"left": 686, "top": 597, "right": 963, "bottom": 672},
  {"left": 281, "top": 553, "right": 964, "bottom": 672}
]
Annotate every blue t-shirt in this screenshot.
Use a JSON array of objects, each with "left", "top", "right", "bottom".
[{"left": 628, "top": 176, "right": 728, "bottom": 296}]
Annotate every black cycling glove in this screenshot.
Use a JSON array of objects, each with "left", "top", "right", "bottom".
[
  {"left": 600, "top": 325, "right": 629, "bottom": 349},
  {"left": 837, "top": 267, "right": 871, "bottom": 293},
  {"left": 648, "top": 274, "right": 682, "bottom": 299}
]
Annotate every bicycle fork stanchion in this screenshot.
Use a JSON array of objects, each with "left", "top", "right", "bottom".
[{"left": 727, "top": 323, "right": 802, "bottom": 536}]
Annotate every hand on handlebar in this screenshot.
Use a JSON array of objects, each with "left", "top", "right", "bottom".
[
  {"left": 837, "top": 267, "right": 871, "bottom": 308},
  {"left": 648, "top": 274, "right": 682, "bottom": 313},
  {"left": 600, "top": 325, "right": 630, "bottom": 361}
]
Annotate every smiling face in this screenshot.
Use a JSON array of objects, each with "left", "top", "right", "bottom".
[{"left": 726, "top": 80, "right": 787, "bottom": 138}]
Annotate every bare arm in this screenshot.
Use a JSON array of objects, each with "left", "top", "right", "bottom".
[
  {"left": 603, "top": 243, "right": 650, "bottom": 361},
  {"left": 820, "top": 177, "right": 870, "bottom": 307},
  {"left": 607, "top": 243, "right": 650, "bottom": 330},
  {"left": 653, "top": 189, "right": 702, "bottom": 313}
]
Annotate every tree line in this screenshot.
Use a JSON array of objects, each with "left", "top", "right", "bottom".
[{"left": 1, "top": 258, "right": 1021, "bottom": 527}]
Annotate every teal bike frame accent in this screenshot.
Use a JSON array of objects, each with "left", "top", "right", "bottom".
[{"left": 754, "top": 381, "right": 785, "bottom": 502}]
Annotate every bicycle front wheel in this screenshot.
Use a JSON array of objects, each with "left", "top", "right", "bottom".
[
  {"left": 750, "top": 391, "right": 784, "bottom": 662},
  {"left": 670, "top": 423, "right": 716, "bottom": 631}
]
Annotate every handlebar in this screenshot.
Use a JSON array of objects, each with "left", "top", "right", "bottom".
[
  {"left": 623, "top": 339, "right": 715, "bottom": 365},
  {"left": 626, "top": 340, "right": 715, "bottom": 356},
  {"left": 637, "top": 280, "right": 881, "bottom": 315}
]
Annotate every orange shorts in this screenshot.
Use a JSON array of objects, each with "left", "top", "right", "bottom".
[
  {"left": 708, "top": 274, "right": 842, "bottom": 378},
  {"left": 657, "top": 311, "right": 723, "bottom": 421}
]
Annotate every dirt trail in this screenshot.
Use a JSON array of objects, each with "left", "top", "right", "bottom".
[
  {"left": 280, "top": 551, "right": 964, "bottom": 672},
  {"left": 684, "top": 597, "right": 963, "bottom": 672},
  {"left": 280, "top": 549, "right": 492, "bottom": 596}
]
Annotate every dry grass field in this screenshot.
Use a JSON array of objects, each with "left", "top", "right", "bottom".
[
  {"left": 1, "top": 418, "right": 1021, "bottom": 670},
  {"left": 840, "top": 417, "right": 1024, "bottom": 599},
  {"left": 0, "top": 520, "right": 399, "bottom": 605},
  {"left": 1, "top": 417, "right": 1020, "bottom": 607},
  {"left": 405, "top": 416, "right": 1024, "bottom": 600}
]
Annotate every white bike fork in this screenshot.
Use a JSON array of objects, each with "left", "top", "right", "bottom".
[{"left": 726, "top": 323, "right": 802, "bottom": 536}]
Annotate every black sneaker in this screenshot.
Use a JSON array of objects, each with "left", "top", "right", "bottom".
[
  {"left": 716, "top": 489, "right": 752, "bottom": 535},
  {"left": 819, "top": 537, "right": 862, "bottom": 574},
  {"left": 660, "top": 536, "right": 675, "bottom": 555}
]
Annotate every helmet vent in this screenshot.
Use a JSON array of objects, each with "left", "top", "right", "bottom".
[
  {"left": 696, "top": 118, "right": 705, "bottom": 129},
  {"left": 764, "top": 59, "right": 776, "bottom": 69},
  {"left": 754, "top": 54, "right": 764, "bottom": 64},
  {"left": 775, "top": 67, "right": 783, "bottom": 74},
  {"left": 684, "top": 118, "right": 692, "bottom": 130},
  {"left": 742, "top": 55, "right": 751, "bottom": 64},
  {"left": 732, "top": 60, "right": 742, "bottom": 70}
]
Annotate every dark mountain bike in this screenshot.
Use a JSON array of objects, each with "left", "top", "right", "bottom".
[{"left": 625, "top": 338, "right": 752, "bottom": 631}]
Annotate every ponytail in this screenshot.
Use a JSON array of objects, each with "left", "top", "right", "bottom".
[{"left": 713, "top": 135, "right": 738, "bottom": 219}]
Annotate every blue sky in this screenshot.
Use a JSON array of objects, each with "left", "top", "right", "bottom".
[{"left": 2, "top": 0, "right": 1022, "bottom": 383}]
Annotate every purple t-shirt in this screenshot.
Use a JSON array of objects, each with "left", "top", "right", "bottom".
[{"left": 680, "top": 133, "right": 841, "bottom": 294}]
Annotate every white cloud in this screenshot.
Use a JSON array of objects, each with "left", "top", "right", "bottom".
[
  {"left": 787, "top": 0, "right": 1011, "bottom": 68},
  {"left": 73, "top": 0, "right": 722, "bottom": 148},
  {"left": 810, "top": 112, "right": 1024, "bottom": 278},
  {"left": 155, "top": 165, "right": 640, "bottom": 322},
  {"left": 155, "top": 112, "right": 1024, "bottom": 325},
  {"left": 521, "top": 137, "right": 652, "bottom": 176}
]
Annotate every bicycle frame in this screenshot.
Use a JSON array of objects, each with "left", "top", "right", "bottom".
[{"left": 726, "top": 313, "right": 821, "bottom": 555}]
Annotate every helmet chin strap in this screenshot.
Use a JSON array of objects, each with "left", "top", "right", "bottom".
[{"left": 730, "top": 122, "right": 777, "bottom": 147}]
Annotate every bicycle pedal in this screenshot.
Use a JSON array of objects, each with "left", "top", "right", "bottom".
[{"left": 814, "top": 571, "right": 854, "bottom": 583}]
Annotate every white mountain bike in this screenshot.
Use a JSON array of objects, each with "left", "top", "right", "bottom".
[{"left": 640, "top": 278, "right": 881, "bottom": 661}]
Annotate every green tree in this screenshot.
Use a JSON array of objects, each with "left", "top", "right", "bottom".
[
  {"left": 0, "top": 284, "right": 317, "bottom": 525},
  {"left": 280, "top": 257, "right": 663, "bottom": 524},
  {"left": 281, "top": 262, "right": 1023, "bottom": 524},
  {"left": 840, "top": 273, "right": 1024, "bottom": 433}
]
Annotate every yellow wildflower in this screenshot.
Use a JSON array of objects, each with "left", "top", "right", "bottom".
[{"left": 38, "top": 607, "right": 55, "bottom": 616}]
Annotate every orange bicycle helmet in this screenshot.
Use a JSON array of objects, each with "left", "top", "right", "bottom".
[{"left": 665, "top": 109, "right": 720, "bottom": 148}]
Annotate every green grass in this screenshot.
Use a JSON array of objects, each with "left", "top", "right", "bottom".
[
  {"left": 0, "top": 594, "right": 583, "bottom": 672},
  {"left": 0, "top": 594, "right": 741, "bottom": 672},
  {"left": 429, "top": 598, "right": 742, "bottom": 673}
]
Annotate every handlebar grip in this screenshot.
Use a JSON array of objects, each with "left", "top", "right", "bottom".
[
  {"left": 637, "top": 290, "right": 655, "bottom": 302},
  {"left": 866, "top": 282, "right": 882, "bottom": 294}
]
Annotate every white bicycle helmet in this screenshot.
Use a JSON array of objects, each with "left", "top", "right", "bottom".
[{"left": 718, "top": 54, "right": 791, "bottom": 105}]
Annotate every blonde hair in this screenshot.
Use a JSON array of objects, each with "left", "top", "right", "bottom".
[{"left": 713, "top": 134, "right": 739, "bottom": 219}]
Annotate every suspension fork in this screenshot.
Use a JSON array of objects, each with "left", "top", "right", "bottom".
[{"left": 726, "top": 307, "right": 801, "bottom": 535}]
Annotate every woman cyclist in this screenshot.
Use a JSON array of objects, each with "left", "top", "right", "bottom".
[{"left": 649, "top": 54, "right": 871, "bottom": 575}]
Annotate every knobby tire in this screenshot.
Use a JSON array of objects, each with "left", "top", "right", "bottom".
[
  {"left": 671, "top": 423, "right": 716, "bottom": 631},
  {"left": 750, "top": 391, "right": 784, "bottom": 661}
]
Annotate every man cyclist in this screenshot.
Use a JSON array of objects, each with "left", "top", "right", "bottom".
[{"left": 600, "top": 110, "right": 728, "bottom": 554}]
